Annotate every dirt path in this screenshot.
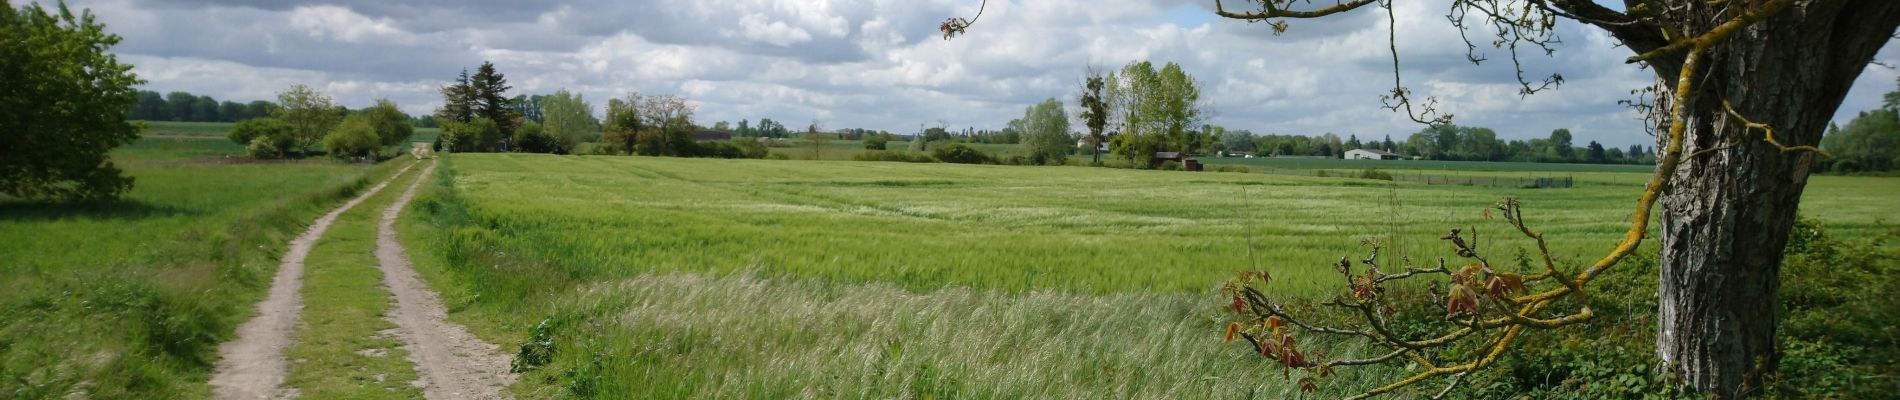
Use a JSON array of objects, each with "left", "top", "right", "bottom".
[
  {"left": 211, "top": 162, "right": 418, "bottom": 400},
  {"left": 375, "top": 160, "right": 517, "bottom": 399}
]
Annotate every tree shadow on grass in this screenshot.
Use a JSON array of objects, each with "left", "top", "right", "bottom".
[{"left": 0, "top": 199, "right": 200, "bottom": 222}]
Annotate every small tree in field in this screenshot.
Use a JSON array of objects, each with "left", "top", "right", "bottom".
[
  {"left": 0, "top": 0, "right": 142, "bottom": 201},
  {"left": 364, "top": 99, "right": 413, "bottom": 148},
  {"left": 806, "top": 121, "right": 829, "bottom": 159},
  {"left": 1022, "top": 98, "right": 1072, "bottom": 165},
  {"left": 274, "top": 84, "right": 340, "bottom": 156},
  {"left": 1078, "top": 69, "right": 1110, "bottom": 165}
]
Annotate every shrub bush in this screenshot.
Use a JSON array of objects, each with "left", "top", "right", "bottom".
[
  {"left": 230, "top": 118, "right": 295, "bottom": 158},
  {"left": 572, "top": 143, "right": 615, "bottom": 155},
  {"left": 852, "top": 151, "right": 935, "bottom": 163},
  {"left": 1357, "top": 168, "right": 1394, "bottom": 181},
  {"left": 246, "top": 135, "right": 289, "bottom": 159},
  {"left": 511, "top": 121, "right": 561, "bottom": 153},
  {"left": 730, "top": 139, "right": 769, "bottom": 159},
  {"left": 931, "top": 143, "right": 994, "bottom": 164},
  {"left": 321, "top": 115, "right": 382, "bottom": 160}
]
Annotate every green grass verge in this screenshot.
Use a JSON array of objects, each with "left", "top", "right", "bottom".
[
  {"left": 282, "top": 163, "right": 426, "bottom": 399},
  {"left": 0, "top": 140, "right": 402, "bottom": 398}
]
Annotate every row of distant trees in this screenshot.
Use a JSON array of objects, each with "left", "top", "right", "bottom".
[
  {"left": 427, "top": 62, "right": 767, "bottom": 159},
  {"left": 1208, "top": 127, "right": 1658, "bottom": 165},
  {"left": 129, "top": 90, "right": 277, "bottom": 122},
  {"left": 224, "top": 84, "right": 412, "bottom": 159},
  {"left": 1815, "top": 77, "right": 1900, "bottom": 174}
]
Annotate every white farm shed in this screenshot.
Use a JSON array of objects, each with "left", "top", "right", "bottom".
[{"left": 1345, "top": 148, "right": 1401, "bottom": 160}]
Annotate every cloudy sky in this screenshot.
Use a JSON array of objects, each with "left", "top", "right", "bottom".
[{"left": 70, "top": 0, "right": 1899, "bottom": 147}]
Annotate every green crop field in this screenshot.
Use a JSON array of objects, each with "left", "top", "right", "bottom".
[
  {"left": 0, "top": 136, "right": 399, "bottom": 398},
  {"left": 392, "top": 153, "right": 1899, "bottom": 398}
]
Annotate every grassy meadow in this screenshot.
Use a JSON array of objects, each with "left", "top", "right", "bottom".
[
  {"left": 395, "top": 153, "right": 1897, "bottom": 398},
  {"left": 0, "top": 136, "right": 399, "bottom": 398}
]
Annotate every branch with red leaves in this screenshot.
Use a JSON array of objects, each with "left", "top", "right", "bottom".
[{"left": 1219, "top": 198, "right": 1591, "bottom": 399}]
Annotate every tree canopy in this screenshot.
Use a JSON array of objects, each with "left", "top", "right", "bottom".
[
  {"left": 0, "top": 0, "right": 142, "bottom": 201},
  {"left": 1104, "top": 60, "right": 1206, "bottom": 163},
  {"left": 1021, "top": 98, "right": 1072, "bottom": 165}
]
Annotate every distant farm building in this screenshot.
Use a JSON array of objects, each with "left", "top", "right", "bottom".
[
  {"left": 691, "top": 130, "right": 733, "bottom": 142},
  {"left": 1345, "top": 148, "right": 1401, "bottom": 160}
]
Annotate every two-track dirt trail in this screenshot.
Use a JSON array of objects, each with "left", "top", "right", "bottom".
[
  {"left": 374, "top": 160, "right": 516, "bottom": 399},
  {"left": 211, "top": 162, "right": 417, "bottom": 399},
  {"left": 211, "top": 159, "right": 514, "bottom": 399}
]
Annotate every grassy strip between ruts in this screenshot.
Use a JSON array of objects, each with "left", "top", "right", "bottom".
[{"left": 281, "top": 161, "right": 426, "bottom": 399}]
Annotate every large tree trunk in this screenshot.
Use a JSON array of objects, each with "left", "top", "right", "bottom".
[{"left": 1647, "top": 2, "right": 1900, "bottom": 397}]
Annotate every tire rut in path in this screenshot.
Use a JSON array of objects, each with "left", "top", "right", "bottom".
[
  {"left": 375, "top": 160, "right": 517, "bottom": 399},
  {"left": 211, "top": 162, "right": 418, "bottom": 400}
]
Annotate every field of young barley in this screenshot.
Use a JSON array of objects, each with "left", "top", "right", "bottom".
[{"left": 398, "top": 153, "right": 1897, "bottom": 398}]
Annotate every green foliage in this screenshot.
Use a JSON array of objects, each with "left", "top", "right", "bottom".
[
  {"left": 1356, "top": 168, "right": 1393, "bottom": 181},
  {"left": 364, "top": 99, "right": 413, "bottom": 147},
  {"left": 435, "top": 62, "right": 520, "bottom": 146},
  {"left": 130, "top": 89, "right": 271, "bottom": 122},
  {"left": 437, "top": 69, "right": 475, "bottom": 125},
  {"left": 227, "top": 118, "right": 292, "bottom": 150},
  {"left": 0, "top": 141, "right": 392, "bottom": 397},
  {"left": 1022, "top": 98, "right": 1072, "bottom": 165},
  {"left": 322, "top": 114, "right": 382, "bottom": 159},
  {"left": 470, "top": 61, "right": 519, "bottom": 136},
  {"left": 853, "top": 150, "right": 935, "bottom": 163},
  {"left": 540, "top": 89, "right": 600, "bottom": 152},
  {"left": 931, "top": 142, "right": 995, "bottom": 164},
  {"left": 246, "top": 135, "right": 288, "bottom": 159},
  {"left": 1818, "top": 109, "right": 1900, "bottom": 174},
  {"left": 1079, "top": 72, "right": 1109, "bottom": 164},
  {"left": 511, "top": 121, "right": 560, "bottom": 153},
  {"left": 602, "top": 96, "right": 643, "bottom": 154},
  {"left": 273, "top": 84, "right": 340, "bottom": 156},
  {"left": 1767, "top": 218, "right": 1900, "bottom": 397},
  {"left": 441, "top": 117, "right": 503, "bottom": 153},
  {"left": 229, "top": 118, "right": 295, "bottom": 159},
  {"left": 1388, "top": 125, "right": 1653, "bottom": 164},
  {"left": 863, "top": 134, "right": 888, "bottom": 150},
  {"left": 694, "top": 140, "right": 768, "bottom": 159},
  {"left": 0, "top": 0, "right": 142, "bottom": 200},
  {"left": 729, "top": 139, "right": 769, "bottom": 159},
  {"left": 1106, "top": 61, "right": 1205, "bottom": 162}
]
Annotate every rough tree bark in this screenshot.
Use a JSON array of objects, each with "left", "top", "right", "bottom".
[{"left": 1641, "top": 2, "right": 1900, "bottom": 396}]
